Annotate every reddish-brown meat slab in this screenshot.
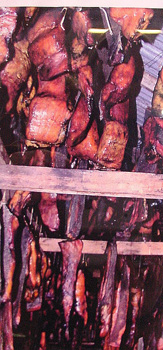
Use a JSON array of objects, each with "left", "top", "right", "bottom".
[
  {"left": 1, "top": 39, "right": 31, "bottom": 112},
  {"left": 98, "top": 243, "right": 117, "bottom": 338},
  {"left": 152, "top": 66, "right": 163, "bottom": 117},
  {"left": 77, "top": 65, "right": 94, "bottom": 99},
  {"left": 26, "top": 96, "right": 72, "bottom": 145},
  {"left": 39, "top": 192, "right": 60, "bottom": 232},
  {"left": 110, "top": 99, "right": 129, "bottom": 125},
  {"left": 107, "top": 258, "right": 130, "bottom": 348},
  {"left": 67, "top": 96, "right": 99, "bottom": 161},
  {"left": 97, "top": 120, "right": 128, "bottom": 169},
  {"left": 99, "top": 56, "right": 135, "bottom": 120},
  {"left": 59, "top": 239, "right": 83, "bottom": 340},
  {"left": 1, "top": 205, "right": 19, "bottom": 303},
  {"left": 0, "top": 7, "right": 17, "bottom": 64},
  {"left": 28, "top": 26, "right": 68, "bottom": 80},
  {"left": 75, "top": 269, "right": 88, "bottom": 326},
  {"left": 109, "top": 8, "right": 154, "bottom": 40},
  {"left": 37, "top": 74, "right": 67, "bottom": 99},
  {"left": 72, "top": 9, "right": 94, "bottom": 46},
  {"left": 27, "top": 8, "right": 62, "bottom": 44}
]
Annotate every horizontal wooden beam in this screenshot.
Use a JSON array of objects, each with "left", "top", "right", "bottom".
[
  {"left": 39, "top": 238, "right": 163, "bottom": 256},
  {"left": 0, "top": 165, "right": 163, "bottom": 199}
]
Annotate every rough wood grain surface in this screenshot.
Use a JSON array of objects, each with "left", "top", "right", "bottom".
[
  {"left": 39, "top": 238, "right": 163, "bottom": 256},
  {"left": 0, "top": 165, "right": 163, "bottom": 199}
]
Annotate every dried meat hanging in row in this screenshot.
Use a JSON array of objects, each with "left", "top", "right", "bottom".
[
  {"left": 59, "top": 239, "right": 83, "bottom": 340},
  {"left": 0, "top": 6, "right": 162, "bottom": 350},
  {"left": 105, "top": 257, "right": 130, "bottom": 349},
  {"left": 97, "top": 242, "right": 117, "bottom": 339}
]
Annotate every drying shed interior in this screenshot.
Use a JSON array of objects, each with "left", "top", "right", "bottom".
[{"left": 0, "top": 6, "right": 163, "bottom": 350}]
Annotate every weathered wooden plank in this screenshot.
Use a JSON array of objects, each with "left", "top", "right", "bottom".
[
  {"left": 117, "top": 241, "right": 163, "bottom": 256},
  {"left": 39, "top": 238, "right": 163, "bottom": 256},
  {"left": 0, "top": 165, "right": 163, "bottom": 199}
]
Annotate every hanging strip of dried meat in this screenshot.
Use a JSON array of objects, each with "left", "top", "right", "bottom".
[
  {"left": 107, "top": 258, "right": 130, "bottom": 348},
  {"left": 13, "top": 226, "right": 31, "bottom": 327},
  {"left": 1, "top": 205, "right": 19, "bottom": 303},
  {"left": 98, "top": 242, "right": 117, "bottom": 338},
  {"left": 59, "top": 239, "right": 83, "bottom": 340}
]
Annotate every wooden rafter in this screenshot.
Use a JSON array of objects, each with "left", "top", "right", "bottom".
[
  {"left": 0, "top": 164, "right": 163, "bottom": 199},
  {"left": 40, "top": 238, "right": 163, "bottom": 256}
]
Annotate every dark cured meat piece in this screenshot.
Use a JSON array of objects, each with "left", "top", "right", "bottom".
[
  {"left": 66, "top": 96, "right": 99, "bottom": 161},
  {"left": 139, "top": 209, "right": 160, "bottom": 235},
  {"left": 66, "top": 97, "right": 90, "bottom": 148},
  {"left": 77, "top": 65, "right": 94, "bottom": 100},
  {"left": 109, "top": 8, "right": 154, "bottom": 40},
  {"left": 70, "top": 9, "right": 93, "bottom": 72},
  {"left": 125, "top": 288, "right": 141, "bottom": 348},
  {"left": 16, "top": 74, "right": 36, "bottom": 118},
  {"left": 65, "top": 195, "right": 85, "bottom": 239},
  {"left": 99, "top": 56, "right": 135, "bottom": 120},
  {"left": 13, "top": 226, "right": 31, "bottom": 327},
  {"left": 0, "top": 7, "right": 17, "bottom": 64},
  {"left": 26, "top": 96, "right": 72, "bottom": 145},
  {"left": 72, "top": 9, "right": 94, "bottom": 46},
  {"left": 27, "top": 8, "right": 63, "bottom": 44},
  {"left": 142, "top": 290, "right": 163, "bottom": 350},
  {"left": 28, "top": 26, "right": 65, "bottom": 66},
  {"left": 9, "top": 191, "right": 31, "bottom": 217},
  {"left": 143, "top": 67, "right": 163, "bottom": 160},
  {"left": 28, "top": 26, "right": 68, "bottom": 80},
  {"left": 37, "top": 74, "right": 67, "bottom": 99},
  {"left": 38, "top": 50, "right": 68, "bottom": 81},
  {"left": 141, "top": 258, "right": 163, "bottom": 319},
  {"left": 143, "top": 116, "right": 160, "bottom": 164},
  {"left": 75, "top": 269, "right": 88, "bottom": 326},
  {"left": 8, "top": 149, "right": 47, "bottom": 217},
  {"left": 67, "top": 119, "right": 99, "bottom": 161},
  {"left": 24, "top": 7, "right": 38, "bottom": 24},
  {"left": 134, "top": 147, "right": 158, "bottom": 174},
  {"left": 109, "top": 99, "right": 129, "bottom": 125},
  {"left": 1, "top": 39, "right": 31, "bottom": 112},
  {"left": 1, "top": 205, "right": 19, "bottom": 303},
  {"left": 59, "top": 239, "right": 83, "bottom": 340},
  {"left": 152, "top": 67, "right": 163, "bottom": 117},
  {"left": 156, "top": 122, "right": 163, "bottom": 146},
  {"left": 26, "top": 236, "right": 37, "bottom": 289},
  {"left": 28, "top": 148, "right": 48, "bottom": 166},
  {"left": 97, "top": 120, "right": 128, "bottom": 169},
  {"left": 24, "top": 234, "right": 45, "bottom": 312},
  {"left": 71, "top": 51, "right": 89, "bottom": 72},
  {"left": 106, "top": 258, "right": 130, "bottom": 348},
  {"left": 39, "top": 193, "right": 60, "bottom": 232},
  {"left": 98, "top": 242, "right": 117, "bottom": 338},
  {"left": 154, "top": 122, "right": 163, "bottom": 159},
  {"left": 122, "top": 198, "right": 148, "bottom": 236},
  {"left": 69, "top": 269, "right": 88, "bottom": 350},
  {"left": 122, "top": 263, "right": 149, "bottom": 349},
  {"left": 143, "top": 117, "right": 163, "bottom": 162},
  {"left": 0, "top": 301, "right": 14, "bottom": 350}
]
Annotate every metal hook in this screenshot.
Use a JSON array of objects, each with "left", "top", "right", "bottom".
[
  {"left": 0, "top": 190, "right": 6, "bottom": 208},
  {"left": 60, "top": 8, "right": 67, "bottom": 31},
  {"left": 100, "top": 8, "right": 113, "bottom": 36},
  {"left": 30, "top": 207, "right": 34, "bottom": 226}
]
